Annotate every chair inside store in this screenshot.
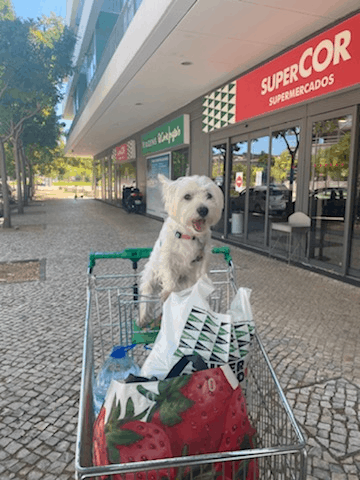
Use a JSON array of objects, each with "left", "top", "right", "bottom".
[{"left": 269, "top": 212, "right": 311, "bottom": 264}]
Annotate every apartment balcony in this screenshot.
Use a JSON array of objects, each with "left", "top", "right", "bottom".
[{"left": 63, "top": 0, "right": 143, "bottom": 135}]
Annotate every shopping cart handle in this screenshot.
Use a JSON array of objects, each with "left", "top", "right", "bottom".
[
  {"left": 211, "top": 246, "right": 232, "bottom": 265},
  {"left": 88, "top": 248, "right": 153, "bottom": 273}
]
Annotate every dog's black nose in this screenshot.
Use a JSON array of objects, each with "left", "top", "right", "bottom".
[{"left": 197, "top": 206, "right": 209, "bottom": 217}]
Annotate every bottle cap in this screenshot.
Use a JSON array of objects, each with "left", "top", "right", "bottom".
[{"left": 110, "top": 344, "right": 135, "bottom": 358}]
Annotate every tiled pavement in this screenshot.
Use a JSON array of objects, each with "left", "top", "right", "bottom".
[{"left": 0, "top": 197, "right": 360, "bottom": 480}]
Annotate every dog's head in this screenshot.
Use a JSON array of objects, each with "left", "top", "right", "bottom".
[{"left": 158, "top": 174, "right": 224, "bottom": 235}]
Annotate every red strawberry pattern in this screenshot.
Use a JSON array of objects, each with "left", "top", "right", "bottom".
[
  {"left": 110, "top": 421, "right": 176, "bottom": 480},
  {"left": 92, "top": 406, "right": 108, "bottom": 480},
  {"left": 93, "top": 396, "right": 175, "bottom": 480},
  {"left": 214, "top": 386, "right": 258, "bottom": 479},
  {"left": 139, "top": 367, "right": 236, "bottom": 457}
]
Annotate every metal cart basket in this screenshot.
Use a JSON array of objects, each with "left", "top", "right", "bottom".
[{"left": 76, "top": 247, "right": 307, "bottom": 479}]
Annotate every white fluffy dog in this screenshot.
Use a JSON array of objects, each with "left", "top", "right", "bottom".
[{"left": 138, "top": 174, "right": 224, "bottom": 327}]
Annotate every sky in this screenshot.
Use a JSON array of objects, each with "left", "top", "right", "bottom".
[{"left": 12, "top": 0, "right": 67, "bottom": 21}]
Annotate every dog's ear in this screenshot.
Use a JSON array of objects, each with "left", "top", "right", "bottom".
[
  {"left": 158, "top": 174, "right": 172, "bottom": 198},
  {"left": 158, "top": 174, "right": 173, "bottom": 211},
  {"left": 158, "top": 174, "right": 171, "bottom": 186}
]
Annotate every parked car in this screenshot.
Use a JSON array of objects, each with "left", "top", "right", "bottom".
[
  {"left": 310, "top": 187, "right": 347, "bottom": 217},
  {"left": 232, "top": 185, "right": 289, "bottom": 214}
]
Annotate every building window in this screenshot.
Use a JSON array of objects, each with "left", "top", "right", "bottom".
[
  {"left": 86, "top": 35, "right": 96, "bottom": 84},
  {"left": 172, "top": 148, "right": 189, "bottom": 179}
]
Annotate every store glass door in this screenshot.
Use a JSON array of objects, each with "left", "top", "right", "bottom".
[
  {"left": 228, "top": 127, "right": 300, "bottom": 249},
  {"left": 307, "top": 113, "right": 352, "bottom": 270},
  {"left": 211, "top": 143, "right": 226, "bottom": 234},
  {"left": 247, "top": 134, "right": 270, "bottom": 248},
  {"left": 349, "top": 143, "right": 360, "bottom": 277},
  {"left": 270, "top": 126, "right": 300, "bottom": 220},
  {"left": 229, "top": 139, "right": 248, "bottom": 238}
]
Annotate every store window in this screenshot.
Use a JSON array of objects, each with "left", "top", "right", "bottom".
[
  {"left": 172, "top": 148, "right": 189, "bottom": 179},
  {"left": 271, "top": 126, "right": 300, "bottom": 218},
  {"left": 308, "top": 114, "right": 352, "bottom": 269},
  {"left": 94, "top": 161, "right": 102, "bottom": 199},
  {"left": 349, "top": 151, "right": 360, "bottom": 275},
  {"left": 119, "top": 162, "right": 136, "bottom": 190}
]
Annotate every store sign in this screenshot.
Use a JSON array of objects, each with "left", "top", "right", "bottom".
[
  {"left": 112, "top": 140, "right": 136, "bottom": 164},
  {"left": 141, "top": 115, "right": 190, "bottom": 155},
  {"left": 202, "top": 13, "right": 360, "bottom": 132},
  {"left": 115, "top": 144, "right": 127, "bottom": 162},
  {"left": 235, "top": 13, "right": 360, "bottom": 123}
]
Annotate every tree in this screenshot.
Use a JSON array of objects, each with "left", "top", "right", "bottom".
[
  {"left": 273, "top": 127, "right": 300, "bottom": 204},
  {"left": 22, "top": 106, "right": 62, "bottom": 194},
  {"left": 0, "top": 14, "right": 34, "bottom": 226},
  {"left": 313, "top": 131, "right": 350, "bottom": 186},
  {"left": 0, "top": 13, "right": 75, "bottom": 226},
  {"left": 271, "top": 150, "right": 291, "bottom": 184},
  {"left": 0, "top": 0, "right": 15, "bottom": 21}
]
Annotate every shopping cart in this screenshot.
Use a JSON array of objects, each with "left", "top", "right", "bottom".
[{"left": 76, "top": 247, "right": 307, "bottom": 480}]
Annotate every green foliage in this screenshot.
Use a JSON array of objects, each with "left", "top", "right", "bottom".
[
  {"left": 312, "top": 131, "right": 350, "bottom": 181},
  {"left": 32, "top": 144, "right": 93, "bottom": 181},
  {"left": 271, "top": 150, "right": 291, "bottom": 183},
  {"left": 4, "top": 140, "right": 14, "bottom": 176},
  {"left": 172, "top": 150, "right": 189, "bottom": 179},
  {"left": 0, "top": 11, "right": 76, "bottom": 204},
  {"left": 0, "top": 14, "right": 75, "bottom": 136},
  {"left": 22, "top": 106, "right": 61, "bottom": 150},
  {"left": 53, "top": 181, "right": 92, "bottom": 187},
  {"left": 0, "top": 0, "right": 15, "bottom": 21}
]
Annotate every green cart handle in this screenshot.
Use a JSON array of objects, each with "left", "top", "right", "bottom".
[
  {"left": 88, "top": 248, "right": 152, "bottom": 273},
  {"left": 88, "top": 246, "right": 232, "bottom": 273},
  {"left": 211, "top": 246, "right": 232, "bottom": 265}
]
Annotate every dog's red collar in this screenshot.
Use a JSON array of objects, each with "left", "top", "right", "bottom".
[{"left": 175, "top": 231, "right": 195, "bottom": 240}]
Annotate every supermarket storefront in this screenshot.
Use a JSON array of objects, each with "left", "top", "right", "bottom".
[
  {"left": 205, "top": 12, "right": 360, "bottom": 281},
  {"left": 93, "top": 12, "right": 360, "bottom": 283},
  {"left": 93, "top": 140, "right": 137, "bottom": 206}
]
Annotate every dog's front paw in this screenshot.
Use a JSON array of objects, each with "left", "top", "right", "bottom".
[
  {"left": 137, "top": 301, "right": 152, "bottom": 327},
  {"left": 161, "top": 290, "right": 171, "bottom": 303}
]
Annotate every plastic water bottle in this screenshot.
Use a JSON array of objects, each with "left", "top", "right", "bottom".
[{"left": 93, "top": 345, "right": 140, "bottom": 417}]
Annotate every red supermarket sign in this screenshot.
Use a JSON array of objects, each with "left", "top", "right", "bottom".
[
  {"left": 115, "top": 144, "right": 127, "bottom": 163},
  {"left": 235, "top": 13, "right": 360, "bottom": 123}
]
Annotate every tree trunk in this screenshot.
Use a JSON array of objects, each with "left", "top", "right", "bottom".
[
  {"left": 26, "top": 145, "right": 34, "bottom": 199},
  {"left": 20, "top": 143, "right": 28, "bottom": 206},
  {"left": 27, "top": 157, "right": 34, "bottom": 200},
  {"left": 13, "top": 136, "right": 24, "bottom": 214},
  {"left": 0, "top": 138, "right": 11, "bottom": 228}
]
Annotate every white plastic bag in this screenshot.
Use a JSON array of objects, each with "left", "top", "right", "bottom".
[
  {"left": 227, "top": 287, "right": 254, "bottom": 323},
  {"left": 140, "top": 276, "right": 256, "bottom": 383},
  {"left": 140, "top": 275, "right": 215, "bottom": 379}
]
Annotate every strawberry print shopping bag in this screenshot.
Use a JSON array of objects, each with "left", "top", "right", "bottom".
[{"left": 93, "top": 358, "right": 258, "bottom": 480}]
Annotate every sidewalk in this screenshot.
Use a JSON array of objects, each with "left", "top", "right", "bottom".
[{"left": 0, "top": 197, "right": 359, "bottom": 480}]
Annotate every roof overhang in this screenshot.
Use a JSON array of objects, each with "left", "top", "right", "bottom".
[{"left": 63, "top": 0, "right": 360, "bottom": 157}]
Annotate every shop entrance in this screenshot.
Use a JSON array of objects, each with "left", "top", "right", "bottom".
[
  {"left": 306, "top": 109, "right": 355, "bottom": 275},
  {"left": 227, "top": 125, "right": 301, "bottom": 250}
]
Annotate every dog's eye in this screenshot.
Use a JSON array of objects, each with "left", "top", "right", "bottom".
[
  {"left": 207, "top": 193, "right": 213, "bottom": 200},
  {"left": 184, "top": 194, "right": 192, "bottom": 200}
]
